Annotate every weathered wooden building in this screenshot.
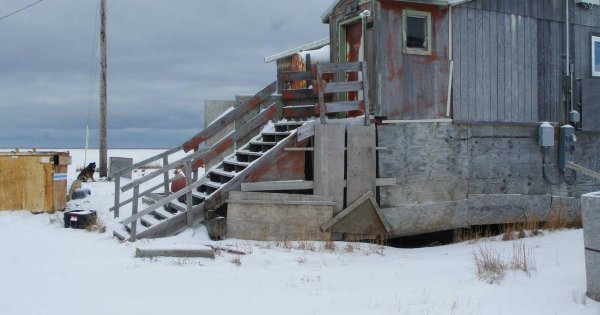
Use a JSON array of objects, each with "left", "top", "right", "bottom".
[
  {"left": 316, "top": 0, "right": 600, "bottom": 236},
  {"left": 110, "top": 0, "right": 600, "bottom": 242}
]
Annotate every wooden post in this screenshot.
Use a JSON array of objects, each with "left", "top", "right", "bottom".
[
  {"left": 113, "top": 176, "right": 120, "bottom": 218},
  {"left": 317, "top": 64, "right": 327, "bottom": 124},
  {"left": 99, "top": 0, "right": 108, "bottom": 178},
  {"left": 184, "top": 161, "right": 193, "bottom": 226},
  {"left": 130, "top": 185, "right": 139, "bottom": 242},
  {"left": 162, "top": 155, "right": 169, "bottom": 194}
]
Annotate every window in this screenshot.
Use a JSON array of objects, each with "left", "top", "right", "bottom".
[
  {"left": 403, "top": 9, "right": 432, "bottom": 55},
  {"left": 593, "top": 34, "right": 600, "bottom": 77}
]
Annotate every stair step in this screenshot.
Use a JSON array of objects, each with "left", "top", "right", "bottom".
[
  {"left": 113, "top": 225, "right": 130, "bottom": 241},
  {"left": 222, "top": 159, "right": 250, "bottom": 172},
  {"left": 249, "top": 141, "right": 278, "bottom": 146},
  {"left": 236, "top": 150, "right": 263, "bottom": 163},
  {"left": 274, "top": 121, "right": 306, "bottom": 132},
  {"left": 211, "top": 169, "right": 236, "bottom": 178},
  {"left": 153, "top": 208, "right": 175, "bottom": 219},
  {"left": 248, "top": 141, "right": 278, "bottom": 153},
  {"left": 141, "top": 215, "right": 162, "bottom": 227},
  {"left": 168, "top": 200, "right": 187, "bottom": 212},
  {"left": 203, "top": 181, "right": 223, "bottom": 189},
  {"left": 209, "top": 169, "right": 236, "bottom": 183},
  {"left": 261, "top": 131, "right": 291, "bottom": 136}
]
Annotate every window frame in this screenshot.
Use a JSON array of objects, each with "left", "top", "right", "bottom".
[
  {"left": 592, "top": 34, "right": 600, "bottom": 77},
  {"left": 402, "top": 9, "right": 432, "bottom": 56}
]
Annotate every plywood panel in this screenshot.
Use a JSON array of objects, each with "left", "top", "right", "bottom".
[
  {"left": 313, "top": 124, "right": 345, "bottom": 213},
  {"left": 346, "top": 125, "right": 376, "bottom": 206},
  {"left": 0, "top": 152, "right": 69, "bottom": 213}
]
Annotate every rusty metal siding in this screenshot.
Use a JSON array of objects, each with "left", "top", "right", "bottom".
[{"left": 375, "top": 1, "right": 449, "bottom": 120}]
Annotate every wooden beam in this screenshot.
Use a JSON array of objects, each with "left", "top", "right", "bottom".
[
  {"left": 226, "top": 199, "right": 337, "bottom": 206},
  {"left": 566, "top": 162, "right": 600, "bottom": 181},
  {"left": 285, "top": 146, "right": 387, "bottom": 151},
  {"left": 241, "top": 180, "right": 313, "bottom": 191},
  {"left": 321, "top": 191, "right": 374, "bottom": 231},
  {"left": 240, "top": 178, "right": 396, "bottom": 192},
  {"left": 296, "top": 120, "right": 317, "bottom": 141},
  {"left": 324, "top": 100, "right": 364, "bottom": 113},
  {"left": 135, "top": 246, "right": 215, "bottom": 259},
  {"left": 318, "top": 62, "right": 363, "bottom": 73},
  {"left": 182, "top": 81, "right": 276, "bottom": 152},
  {"left": 279, "top": 71, "right": 313, "bottom": 82},
  {"left": 324, "top": 81, "right": 363, "bottom": 93}
]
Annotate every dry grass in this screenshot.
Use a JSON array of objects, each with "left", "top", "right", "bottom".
[
  {"left": 473, "top": 241, "right": 537, "bottom": 284},
  {"left": 343, "top": 242, "right": 355, "bottom": 253},
  {"left": 543, "top": 209, "right": 583, "bottom": 230},
  {"left": 510, "top": 241, "right": 536, "bottom": 276},
  {"left": 473, "top": 244, "right": 507, "bottom": 284},
  {"left": 296, "top": 239, "right": 316, "bottom": 251},
  {"left": 230, "top": 255, "right": 242, "bottom": 266},
  {"left": 455, "top": 226, "right": 497, "bottom": 244},
  {"left": 321, "top": 240, "right": 336, "bottom": 252}
]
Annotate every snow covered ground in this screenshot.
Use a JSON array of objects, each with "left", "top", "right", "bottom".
[{"left": 0, "top": 149, "right": 598, "bottom": 315}]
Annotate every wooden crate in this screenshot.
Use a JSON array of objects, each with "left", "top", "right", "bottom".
[{"left": 0, "top": 151, "right": 71, "bottom": 213}]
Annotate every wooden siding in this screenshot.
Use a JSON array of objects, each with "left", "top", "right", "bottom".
[
  {"left": 453, "top": 0, "right": 600, "bottom": 124},
  {"left": 375, "top": 1, "right": 450, "bottom": 119},
  {"left": 452, "top": 7, "right": 539, "bottom": 123}
]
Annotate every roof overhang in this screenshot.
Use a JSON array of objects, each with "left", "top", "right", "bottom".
[
  {"left": 321, "top": 0, "right": 474, "bottom": 23},
  {"left": 264, "top": 38, "right": 329, "bottom": 63}
]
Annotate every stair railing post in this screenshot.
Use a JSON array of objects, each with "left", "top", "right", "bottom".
[
  {"left": 113, "top": 175, "right": 120, "bottom": 218},
  {"left": 184, "top": 161, "right": 193, "bottom": 226},
  {"left": 162, "top": 155, "right": 169, "bottom": 195},
  {"left": 130, "top": 185, "right": 139, "bottom": 242}
]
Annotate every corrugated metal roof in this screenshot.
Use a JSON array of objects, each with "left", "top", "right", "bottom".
[
  {"left": 321, "top": 0, "right": 474, "bottom": 23},
  {"left": 264, "top": 38, "right": 330, "bottom": 63}
]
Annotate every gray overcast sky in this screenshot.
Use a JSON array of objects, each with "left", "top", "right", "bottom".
[{"left": 0, "top": 0, "right": 331, "bottom": 148}]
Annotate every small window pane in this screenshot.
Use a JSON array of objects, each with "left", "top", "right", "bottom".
[{"left": 406, "top": 16, "right": 427, "bottom": 49}]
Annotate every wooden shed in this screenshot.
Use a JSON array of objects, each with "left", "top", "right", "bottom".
[{"left": 0, "top": 151, "right": 71, "bottom": 213}]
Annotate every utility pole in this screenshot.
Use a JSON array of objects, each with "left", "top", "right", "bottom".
[{"left": 99, "top": 0, "right": 108, "bottom": 177}]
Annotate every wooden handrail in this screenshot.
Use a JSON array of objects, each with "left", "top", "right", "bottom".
[
  {"left": 182, "top": 81, "right": 276, "bottom": 152},
  {"left": 109, "top": 145, "right": 182, "bottom": 177},
  {"left": 112, "top": 82, "right": 277, "bottom": 221},
  {"left": 121, "top": 103, "right": 277, "bottom": 192}
]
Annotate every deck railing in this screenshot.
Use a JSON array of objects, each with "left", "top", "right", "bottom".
[{"left": 110, "top": 82, "right": 277, "bottom": 234}]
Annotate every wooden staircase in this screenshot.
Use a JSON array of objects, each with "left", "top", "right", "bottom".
[
  {"left": 110, "top": 61, "right": 370, "bottom": 242},
  {"left": 113, "top": 115, "right": 308, "bottom": 241}
]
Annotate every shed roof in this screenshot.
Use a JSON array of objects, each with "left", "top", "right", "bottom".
[
  {"left": 264, "top": 38, "right": 329, "bottom": 63},
  {"left": 321, "top": 0, "right": 474, "bottom": 23}
]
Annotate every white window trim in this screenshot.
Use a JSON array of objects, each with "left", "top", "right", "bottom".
[
  {"left": 593, "top": 35, "right": 600, "bottom": 77},
  {"left": 403, "top": 9, "right": 432, "bottom": 56}
]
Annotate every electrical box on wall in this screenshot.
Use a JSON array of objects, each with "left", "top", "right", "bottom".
[
  {"left": 575, "top": 0, "right": 600, "bottom": 5},
  {"left": 559, "top": 125, "right": 577, "bottom": 172},
  {"left": 539, "top": 122, "right": 555, "bottom": 147}
]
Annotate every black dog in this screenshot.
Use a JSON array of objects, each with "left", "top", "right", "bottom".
[{"left": 77, "top": 162, "right": 96, "bottom": 182}]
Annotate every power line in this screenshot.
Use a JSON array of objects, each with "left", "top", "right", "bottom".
[{"left": 0, "top": 0, "right": 45, "bottom": 22}]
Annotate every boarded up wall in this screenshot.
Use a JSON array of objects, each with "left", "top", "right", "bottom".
[{"left": 378, "top": 123, "right": 600, "bottom": 208}]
